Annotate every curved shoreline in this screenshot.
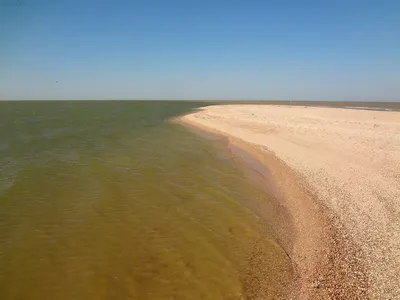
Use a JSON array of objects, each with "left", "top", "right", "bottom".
[
  {"left": 175, "top": 103, "right": 400, "bottom": 298},
  {"left": 176, "top": 115, "right": 368, "bottom": 299},
  {"left": 178, "top": 104, "right": 400, "bottom": 298}
]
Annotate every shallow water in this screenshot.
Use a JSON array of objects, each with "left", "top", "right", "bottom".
[{"left": 0, "top": 101, "right": 291, "bottom": 299}]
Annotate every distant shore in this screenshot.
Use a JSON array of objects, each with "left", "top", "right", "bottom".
[
  {"left": 178, "top": 104, "right": 400, "bottom": 299},
  {"left": 196, "top": 100, "right": 400, "bottom": 112}
]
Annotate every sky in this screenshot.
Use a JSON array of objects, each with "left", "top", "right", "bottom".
[{"left": 1, "top": 0, "right": 399, "bottom": 101}]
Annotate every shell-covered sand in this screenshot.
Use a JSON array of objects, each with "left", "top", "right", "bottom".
[{"left": 180, "top": 105, "right": 400, "bottom": 299}]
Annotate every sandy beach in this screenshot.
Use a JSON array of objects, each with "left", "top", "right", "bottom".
[{"left": 179, "top": 104, "right": 400, "bottom": 299}]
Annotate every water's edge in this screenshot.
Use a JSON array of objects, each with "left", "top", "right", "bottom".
[
  {"left": 173, "top": 118, "right": 297, "bottom": 299},
  {"left": 175, "top": 112, "right": 369, "bottom": 299}
]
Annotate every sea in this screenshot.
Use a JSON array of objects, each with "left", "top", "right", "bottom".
[{"left": 0, "top": 101, "right": 292, "bottom": 300}]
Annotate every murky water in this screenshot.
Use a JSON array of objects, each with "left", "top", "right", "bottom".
[{"left": 0, "top": 101, "right": 291, "bottom": 300}]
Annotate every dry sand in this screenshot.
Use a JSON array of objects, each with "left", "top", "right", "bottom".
[{"left": 179, "top": 105, "right": 400, "bottom": 299}]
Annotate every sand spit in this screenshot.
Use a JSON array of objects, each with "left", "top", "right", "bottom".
[{"left": 179, "top": 105, "right": 400, "bottom": 299}]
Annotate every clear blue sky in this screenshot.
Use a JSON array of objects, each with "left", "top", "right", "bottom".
[{"left": 1, "top": 0, "right": 399, "bottom": 100}]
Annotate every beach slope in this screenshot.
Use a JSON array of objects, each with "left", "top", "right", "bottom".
[{"left": 180, "top": 105, "right": 400, "bottom": 299}]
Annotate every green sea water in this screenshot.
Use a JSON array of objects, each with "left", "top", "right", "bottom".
[{"left": 0, "top": 101, "right": 291, "bottom": 300}]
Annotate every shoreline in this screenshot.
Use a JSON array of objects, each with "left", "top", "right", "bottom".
[
  {"left": 174, "top": 119, "right": 298, "bottom": 298},
  {"left": 176, "top": 115, "right": 367, "bottom": 299},
  {"left": 175, "top": 104, "right": 400, "bottom": 299}
]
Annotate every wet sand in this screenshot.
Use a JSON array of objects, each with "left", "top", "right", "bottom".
[{"left": 179, "top": 104, "right": 400, "bottom": 299}]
